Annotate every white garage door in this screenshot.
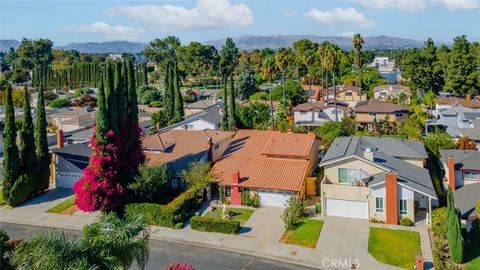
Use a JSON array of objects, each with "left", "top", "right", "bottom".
[
  {"left": 258, "top": 190, "right": 293, "bottom": 207},
  {"left": 56, "top": 173, "right": 82, "bottom": 189},
  {"left": 325, "top": 198, "right": 368, "bottom": 219}
]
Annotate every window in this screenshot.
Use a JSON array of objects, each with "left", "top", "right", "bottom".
[
  {"left": 464, "top": 171, "right": 479, "bottom": 181},
  {"left": 300, "top": 111, "right": 308, "bottom": 115},
  {"left": 399, "top": 200, "right": 408, "bottom": 215},
  {"left": 375, "top": 197, "right": 384, "bottom": 213},
  {"left": 338, "top": 168, "right": 357, "bottom": 185},
  {"left": 171, "top": 178, "right": 179, "bottom": 189},
  {"left": 214, "top": 143, "right": 220, "bottom": 150},
  {"left": 225, "top": 186, "right": 231, "bottom": 197},
  {"left": 379, "top": 92, "right": 387, "bottom": 97},
  {"left": 345, "top": 91, "right": 353, "bottom": 96},
  {"left": 186, "top": 124, "right": 194, "bottom": 130},
  {"left": 242, "top": 188, "right": 250, "bottom": 193},
  {"left": 369, "top": 112, "right": 377, "bottom": 116},
  {"left": 395, "top": 113, "right": 403, "bottom": 117}
]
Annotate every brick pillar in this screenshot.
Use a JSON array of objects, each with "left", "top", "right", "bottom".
[
  {"left": 448, "top": 156, "right": 456, "bottom": 191},
  {"left": 415, "top": 255, "right": 424, "bottom": 270},
  {"left": 56, "top": 129, "right": 64, "bottom": 148},
  {"left": 231, "top": 171, "right": 241, "bottom": 205},
  {"left": 385, "top": 172, "right": 398, "bottom": 225}
]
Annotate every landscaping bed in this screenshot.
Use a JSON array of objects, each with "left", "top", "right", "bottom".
[
  {"left": 46, "top": 196, "right": 77, "bottom": 215},
  {"left": 204, "top": 207, "right": 253, "bottom": 226},
  {"left": 280, "top": 219, "right": 323, "bottom": 248},
  {"left": 368, "top": 228, "right": 421, "bottom": 269}
]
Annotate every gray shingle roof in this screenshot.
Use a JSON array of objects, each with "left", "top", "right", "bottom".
[
  {"left": 439, "top": 150, "right": 480, "bottom": 170},
  {"left": 454, "top": 182, "right": 480, "bottom": 219},
  {"left": 320, "top": 136, "right": 436, "bottom": 198},
  {"left": 52, "top": 143, "right": 92, "bottom": 170}
]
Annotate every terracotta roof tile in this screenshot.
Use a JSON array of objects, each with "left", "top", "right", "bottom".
[
  {"left": 437, "top": 97, "right": 480, "bottom": 109},
  {"left": 212, "top": 130, "right": 316, "bottom": 192}
]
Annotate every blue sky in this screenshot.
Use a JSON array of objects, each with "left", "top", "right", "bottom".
[{"left": 1, "top": 0, "right": 479, "bottom": 45}]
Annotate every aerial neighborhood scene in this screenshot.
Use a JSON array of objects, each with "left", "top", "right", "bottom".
[{"left": 1, "top": 0, "right": 480, "bottom": 269}]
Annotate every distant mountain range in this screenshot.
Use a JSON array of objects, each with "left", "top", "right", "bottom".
[{"left": 0, "top": 35, "right": 443, "bottom": 54}]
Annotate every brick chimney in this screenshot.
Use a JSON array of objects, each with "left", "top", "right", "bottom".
[
  {"left": 448, "top": 156, "right": 456, "bottom": 191},
  {"left": 56, "top": 129, "right": 64, "bottom": 148},
  {"left": 232, "top": 170, "right": 240, "bottom": 184},
  {"left": 415, "top": 256, "right": 424, "bottom": 270},
  {"left": 385, "top": 172, "right": 398, "bottom": 225}
]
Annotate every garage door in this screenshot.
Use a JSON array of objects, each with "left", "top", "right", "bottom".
[
  {"left": 258, "top": 190, "right": 293, "bottom": 207},
  {"left": 56, "top": 173, "right": 82, "bottom": 189},
  {"left": 325, "top": 198, "right": 368, "bottom": 219}
]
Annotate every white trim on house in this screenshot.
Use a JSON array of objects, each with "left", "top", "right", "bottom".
[{"left": 319, "top": 155, "right": 391, "bottom": 173}]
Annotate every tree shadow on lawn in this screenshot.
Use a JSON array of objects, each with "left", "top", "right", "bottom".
[
  {"left": 14, "top": 188, "right": 73, "bottom": 208},
  {"left": 465, "top": 242, "right": 480, "bottom": 264}
]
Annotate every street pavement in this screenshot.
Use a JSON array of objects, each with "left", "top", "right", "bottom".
[{"left": 1, "top": 222, "right": 315, "bottom": 270}]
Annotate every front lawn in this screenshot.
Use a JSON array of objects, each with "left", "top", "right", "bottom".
[
  {"left": 46, "top": 196, "right": 77, "bottom": 215},
  {"left": 465, "top": 243, "right": 480, "bottom": 270},
  {"left": 280, "top": 219, "right": 323, "bottom": 248},
  {"left": 204, "top": 208, "right": 254, "bottom": 226},
  {"left": 368, "top": 228, "right": 421, "bottom": 269}
]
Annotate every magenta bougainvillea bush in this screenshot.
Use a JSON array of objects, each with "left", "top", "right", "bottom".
[
  {"left": 166, "top": 261, "right": 195, "bottom": 270},
  {"left": 73, "top": 122, "right": 145, "bottom": 212}
]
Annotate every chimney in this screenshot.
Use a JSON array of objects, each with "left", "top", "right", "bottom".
[
  {"left": 415, "top": 256, "right": 424, "bottom": 270},
  {"left": 364, "top": 148, "right": 374, "bottom": 161},
  {"left": 448, "top": 156, "right": 456, "bottom": 191},
  {"left": 232, "top": 171, "right": 240, "bottom": 184},
  {"left": 56, "top": 129, "right": 64, "bottom": 148},
  {"left": 385, "top": 172, "right": 398, "bottom": 225},
  {"left": 466, "top": 94, "right": 471, "bottom": 101}
]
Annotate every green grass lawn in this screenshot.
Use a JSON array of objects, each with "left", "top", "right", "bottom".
[
  {"left": 280, "top": 219, "right": 323, "bottom": 248},
  {"left": 205, "top": 208, "right": 254, "bottom": 226},
  {"left": 465, "top": 243, "right": 480, "bottom": 270},
  {"left": 368, "top": 228, "right": 421, "bottom": 269},
  {"left": 0, "top": 191, "right": 5, "bottom": 206},
  {"left": 46, "top": 196, "right": 77, "bottom": 215}
]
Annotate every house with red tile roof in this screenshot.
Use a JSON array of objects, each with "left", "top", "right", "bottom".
[
  {"left": 211, "top": 130, "right": 319, "bottom": 207},
  {"left": 436, "top": 95, "right": 480, "bottom": 110}
]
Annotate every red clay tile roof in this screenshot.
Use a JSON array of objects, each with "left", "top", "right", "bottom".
[
  {"left": 437, "top": 97, "right": 480, "bottom": 109},
  {"left": 212, "top": 130, "right": 316, "bottom": 192},
  {"left": 143, "top": 129, "right": 234, "bottom": 165},
  {"left": 354, "top": 99, "right": 409, "bottom": 113}
]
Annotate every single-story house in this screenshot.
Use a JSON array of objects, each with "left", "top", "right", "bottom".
[
  {"left": 51, "top": 140, "right": 92, "bottom": 189},
  {"left": 436, "top": 95, "right": 480, "bottom": 110},
  {"left": 184, "top": 99, "right": 218, "bottom": 117},
  {"left": 319, "top": 137, "right": 437, "bottom": 225},
  {"left": 143, "top": 129, "right": 234, "bottom": 190},
  {"left": 354, "top": 99, "right": 409, "bottom": 129},
  {"left": 373, "top": 84, "right": 411, "bottom": 102},
  {"left": 158, "top": 105, "right": 222, "bottom": 132},
  {"left": 211, "top": 130, "right": 319, "bottom": 207},
  {"left": 49, "top": 107, "right": 96, "bottom": 132},
  {"left": 292, "top": 100, "right": 349, "bottom": 129},
  {"left": 439, "top": 150, "right": 480, "bottom": 225}
]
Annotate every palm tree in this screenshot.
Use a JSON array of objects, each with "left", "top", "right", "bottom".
[
  {"left": 275, "top": 48, "right": 293, "bottom": 101},
  {"left": 302, "top": 49, "right": 316, "bottom": 97},
  {"left": 318, "top": 43, "right": 329, "bottom": 100},
  {"left": 324, "top": 44, "right": 340, "bottom": 122},
  {"left": 352, "top": 33, "right": 365, "bottom": 96},
  {"left": 11, "top": 213, "right": 150, "bottom": 270},
  {"left": 262, "top": 57, "right": 279, "bottom": 130}
]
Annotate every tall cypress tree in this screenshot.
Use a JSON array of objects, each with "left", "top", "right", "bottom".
[
  {"left": 104, "top": 62, "right": 118, "bottom": 133},
  {"left": 173, "top": 61, "right": 184, "bottom": 122},
  {"left": 115, "top": 61, "right": 127, "bottom": 128},
  {"left": 19, "top": 86, "right": 37, "bottom": 171},
  {"left": 165, "top": 62, "right": 175, "bottom": 119},
  {"left": 221, "top": 75, "right": 229, "bottom": 130},
  {"left": 96, "top": 71, "right": 109, "bottom": 145},
  {"left": 142, "top": 63, "right": 148, "bottom": 86},
  {"left": 35, "top": 81, "right": 50, "bottom": 191},
  {"left": 447, "top": 188, "right": 465, "bottom": 263},
  {"left": 126, "top": 59, "right": 138, "bottom": 123},
  {"left": 2, "top": 83, "right": 21, "bottom": 203},
  {"left": 228, "top": 74, "right": 237, "bottom": 129}
]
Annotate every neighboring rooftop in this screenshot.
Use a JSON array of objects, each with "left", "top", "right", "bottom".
[
  {"left": 185, "top": 99, "right": 218, "bottom": 110},
  {"left": 292, "top": 100, "right": 349, "bottom": 112},
  {"left": 51, "top": 143, "right": 92, "bottom": 170},
  {"left": 143, "top": 129, "right": 233, "bottom": 172},
  {"left": 437, "top": 96, "right": 480, "bottom": 109},
  {"left": 212, "top": 130, "right": 316, "bottom": 192},
  {"left": 354, "top": 99, "right": 409, "bottom": 113},
  {"left": 439, "top": 150, "right": 480, "bottom": 170},
  {"left": 454, "top": 182, "right": 480, "bottom": 219},
  {"left": 374, "top": 84, "right": 411, "bottom": 94},
  {"left": 159, "top": 105, "right": 222, "bottom": 132}
]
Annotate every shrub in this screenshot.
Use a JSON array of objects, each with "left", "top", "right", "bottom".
[
  {"left": 282, "top": 197, "right": 306, "bottom": 230},
  {"left": 128, "top": 163, "right": 170, "bottom": 203},
  {"left": 432, "top": 207, "right": 447, "bottom": 238},
  {"left": 49, "top": 98, "right": 70, "bottom": 108},
  {"left": 400, "top": 217, "right": 414, "bottom": 226},
  {"left": 190, "top": 216, "right": 240, "bottom": 234},
  {"left": 167, "top": 261, "right": 195, "bottom": 270},
  {"left": 241, "top": 191, "right": 260, "bottom": 207},
  {"left": 470, "top": 219, "right": 480, "bottom": 245},
  {"left": 149, "top": 101, "right": 162, "bottom": 107}
]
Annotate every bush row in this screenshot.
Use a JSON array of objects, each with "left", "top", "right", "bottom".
[
  {"left": 124, "top": 187, "right": 203, "bottom": 228},
  {"left": 190, "top": 216, "right": 240, "bottom": 234}
]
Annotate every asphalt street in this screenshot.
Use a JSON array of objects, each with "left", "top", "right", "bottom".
[{"left": 1, "top": 222, "right": 316, "bottom": 270}]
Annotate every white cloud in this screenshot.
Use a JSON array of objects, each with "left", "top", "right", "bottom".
[
  {"left": 357, "top": 0, "right": 480, "bottom": 11},
  {"left": 337, "top": 31, "right": 356, "bottom": 38},
  {"left": 105, "top": 0, "right": 253, "bottom": 31},
  {"left": 62, "top": 22, "right": 145, "bottom": 41},
  {"left": 306, "top": 8, "right": 374, "bottom": 29},
  {"left": 281, "top": 9, "right": 297, "bottom": 17}
]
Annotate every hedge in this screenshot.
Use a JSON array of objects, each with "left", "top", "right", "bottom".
[
  {"left": 190, "top": 216, "right": 240, "bottom": 234},
  {"left": 124, "top": 187, "right": 203, "bottom": 228},
  {"left": 400, "top": 217, "right": 414, "bottom": 227}
]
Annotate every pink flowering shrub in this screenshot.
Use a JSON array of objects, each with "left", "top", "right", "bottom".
[
  {"left": 74, "top": 121, "right": 145, "bottom": 212},
  {"left": 166, "top": 261, "right": 195, "bottom": 270}
]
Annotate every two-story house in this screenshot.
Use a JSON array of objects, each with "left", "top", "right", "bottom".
[
  {"left": 440, "top": 150, "right": 480, "bottom": 229},
  {"left": 373, "top": 84, "right": 411, "bottom": 103},
  {"left": 319, "top": 137, "right": 437, "bottom": 225},
  {"left": 324, "top": 85, "right": 367, "bottom": 106},
  {"left": 292, "top": 100, "right": 349, "bottom": 130},
  {"left": 354, "top": 99, "right": 409, "bottom": 129}
]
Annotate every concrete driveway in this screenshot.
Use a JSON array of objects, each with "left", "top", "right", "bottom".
[{"left": 316, "top": 216, "right": 399, "bottom": 270}]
